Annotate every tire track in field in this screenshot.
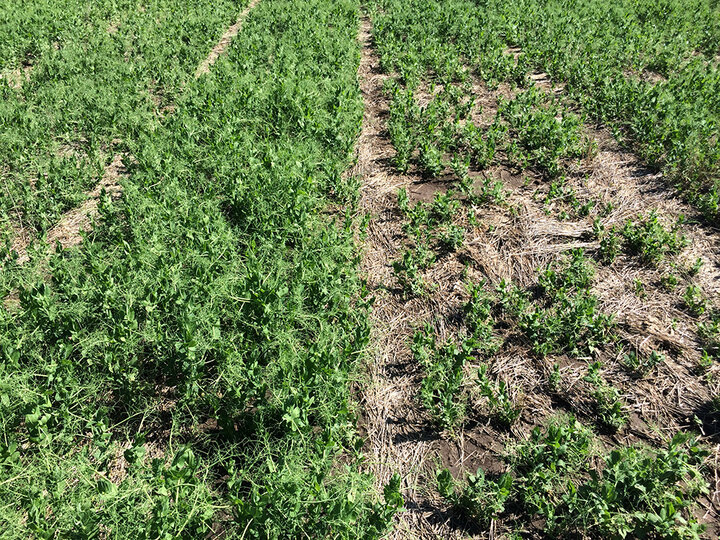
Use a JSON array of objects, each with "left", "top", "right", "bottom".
[
  {"left": 9, "top": 0, "right": 260, "bottom": 265},
  {"left": 0, "top": 64, "right": 32, "bottom": 90},
  {"left": 195, "top": 0, "right": 260, "bottom": 77},
  {"left": 353, "top": 14, "right": 453, "bottom": 539},
  {"left": 11, "top": 153, "right": 125, "bottom": 264}
]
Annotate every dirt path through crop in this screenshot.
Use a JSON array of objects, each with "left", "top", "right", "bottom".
[
  {"left": 354, "top": 14, "right": 465, "bottom": 538},
  {"left": 9, "top": 0, "right": 260, "bottom": 264},
  {"left": 195, "top": 0, "right": 260, "bottom": 77}
]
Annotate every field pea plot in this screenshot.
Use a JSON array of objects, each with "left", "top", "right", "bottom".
[
  {"left": 8, "top": 0, "right": 260, "bottom": 265},
  {"left": 356, "top": 0, "right": 720, "bottom": 537},
  {"left": 0, "top": 0, "right": 401, "bottom": 537},
  {"left": 2, "top": 0, "right": 720, "bottom": 537}
]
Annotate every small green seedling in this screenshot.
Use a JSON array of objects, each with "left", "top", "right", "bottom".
[
  {"left": 584, "top": 362, "right": 627, "bottom": 430},
  {"left": 437, "top": 468, "right": 512, "bottom": 527}
]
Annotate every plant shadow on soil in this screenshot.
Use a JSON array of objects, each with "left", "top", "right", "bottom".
[{"left": 693, "top": 400, "right": 720, "bottom": 442}]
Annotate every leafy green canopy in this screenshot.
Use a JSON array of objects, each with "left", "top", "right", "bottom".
[
  {"left": 0, "top": 0, "right": 400, "bottom": 537},
  {"left": 0, "top": 0, "right": 245, "bottom": 236},
  {"left": 493, "top": 0, "right": 720, "bottom": 221},
  {"left": 440, "top": 417, "right": 709, "bottom": 539},
  {"left": 372, "top": 0, "right": 720, "bottom": 222}
]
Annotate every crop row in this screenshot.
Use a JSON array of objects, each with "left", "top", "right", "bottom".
[
  {"left": 493, "top": 0, "right": 720, "bottom": 222},
  {"left": 373, "top": 0, "right": 720, "bottom": 222}
]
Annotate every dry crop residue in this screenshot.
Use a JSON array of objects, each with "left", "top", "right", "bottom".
[
  {"left": 354, "top": 14, "right": 485, "bottom": 538},
  {"left": 355, "top": 23, "right": 720, "bottom": 540},
  {"left": 1, "top": 64, "right": 33, "bottom": 90}
]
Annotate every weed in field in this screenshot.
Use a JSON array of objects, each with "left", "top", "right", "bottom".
[
  {"left": 683, "top": 285, "right": 708, "bottom": 316},
  {"left": 621, "top": 349, "right": 665, "bottom": 376},
  {"left": 0, "top": 0, "right": 245, "bottom": 234},
  {"left": 477, "top": 365, "right": 521, "bottom": 427},
  {"left": 622, "top": 211, "right": 687, "bottom": 265},
  {"left": 463, "top": 281, "right": 499, "bottom": 354},
  {"left": 0, "top": 0, "right": 400, "bottom": 535}
]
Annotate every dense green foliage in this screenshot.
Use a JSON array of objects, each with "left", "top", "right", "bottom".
[
  {"left": 1, "top": 0, "right": 716, "bottom": 535},
  {"left": 0, "top": 0, "right": 244, "bottom": 237},
  {"left": 0, "top": 0, "right": 401, "bottom": 536}
]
